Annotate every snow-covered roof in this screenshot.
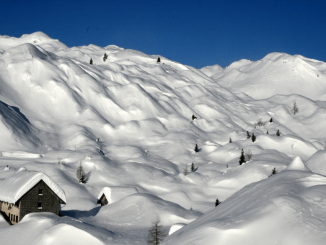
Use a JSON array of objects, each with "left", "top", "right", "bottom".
[
  {"left": 0, "top": 168, "right": 66, "bottom": 204},
  {"left": 98, "top": 186, "right": 138, "bottom": 204}
]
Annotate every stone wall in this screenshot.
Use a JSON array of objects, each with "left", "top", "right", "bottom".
[{"left": 0, "top": 201, "right": 20, "bottom": 224}]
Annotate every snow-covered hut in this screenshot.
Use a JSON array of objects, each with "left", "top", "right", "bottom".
[
  {"left": 0, "top": 168, "right": 66, "bottom": 225},
  {"left": 97, "top": 186, "right": 138, "bottom": 206}
]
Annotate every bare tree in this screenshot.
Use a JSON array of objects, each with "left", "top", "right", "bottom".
[
  {"left": 255, "top": 118, "right": 264, "bottom": 128},
  {"left": 183, "top": 164, "right": 188, "bottom": 176},
  {"left": 77, "top": 162, "right": 86, "bottom": 183},
  {"left": 147, "top": 216, "right": 166, "bottom": 245},
  {"left": 291, "top": 102, "right": 299, "bottom": 115}
]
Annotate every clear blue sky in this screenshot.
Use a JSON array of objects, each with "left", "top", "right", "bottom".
[{"left": 1, "top": 0, "right": 325, "bottom": 68}]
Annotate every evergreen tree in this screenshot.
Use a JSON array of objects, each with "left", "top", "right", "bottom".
[
  {"left": 194, "top": 144, "right": 199, "bottom": 153},
  {"left": 266, "top": 131, "right": 269, "bottom": 134},
  {"left": 251, "top": 133, "right": 256, "bottom": 142},
  {"left": 157, "top": 57, "right": 161, "bottom": 63},
  {"left": 103, "top": 53, "right": 108, "bottom": 61},
  {"left": 246, "top": 131, "right": 251, "bottom": 139},
  {"left": 192, "top": 114, "right": 197, "bottom": 120},
  {"left": 215, "top": 198, "right": 220, "bottom": 207},
  {"left": 276, "top": 129, "right": 281, "bottom": 136},
  {"left": 239, "top": 149, "right": 245, "bottom": 165},
  {"left": 76, "top": 162, "right": 86, "bottom": 183},
  {"left": 90, "top": 58, "right": 93, "bottom": 64},
  {"left": 270, "top": 118, "right": 273, "bottom": 123},
  {"left": 191, "top": 163, "right": 195, "bottom": 172},
  {"left": 268, "top": 167, "right": 278, "bottom": 177},
  {"left": 229, "top": 138, "right": 232, "bottom": 143},
  {"left": 147, "top": 216, "right": 166, "bottom": 245}
]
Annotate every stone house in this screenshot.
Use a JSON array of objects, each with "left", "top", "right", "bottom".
[{"left": 0, "top": 168, "right": 66, "bottom": 225}]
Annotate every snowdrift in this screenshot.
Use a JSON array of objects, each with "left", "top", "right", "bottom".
[
  {"left": 163, "top": 158, "right": 326, "bottom": 245},
  {"left": 203, "top": 52, "right": 326, "bottom": 100}
]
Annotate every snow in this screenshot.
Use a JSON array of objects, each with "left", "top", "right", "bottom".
[
  {"left": 39, "top": 224, "right": 105, "bottom": 245},
  {"left": 0, "top": 169, "right": 66, "bottom": 204},
  {"left": 163, "top": 168, "right": 326, "bottom": 245},
  {"left": 0, "top": 31, "right": 326, "bottom": 244},
  {"left": 169, "top": 223, "right": 185, "bottom": 235},
  {"left": 285, "top": 156, "right": 311, "bottom": 172},
  {"left": 97, "top": 186, "right": 138, "bottom": 203}
]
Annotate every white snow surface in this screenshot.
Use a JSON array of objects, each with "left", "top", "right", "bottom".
[
  {"left": 0, "top": 169, "right": 66, "bottom": 204},
  {"left": 0, "top": 31, "right": 326, "bottom": 244},
  {"left": 285, "top": 156, "right": 311, "bottom": 172},
  {"left": 163, "top": 165, "right": 326, "bottom": 245}
]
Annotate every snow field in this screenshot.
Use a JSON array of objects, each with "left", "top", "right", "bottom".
[{"left": 0, "top": 32, "right": 326, "bottom": 244}]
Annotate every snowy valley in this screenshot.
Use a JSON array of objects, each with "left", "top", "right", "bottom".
[{"left": 0, "top": 32, "right": 326, "bottom": 244}]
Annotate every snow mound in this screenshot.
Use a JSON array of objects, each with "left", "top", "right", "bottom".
[
  {"left": 89, "top": 193, "right": 200, "bottom": 228},
  {"left": 97, "top": 186, "right": 138, "bottom": 204},
  {"left": 39, "top": 224, "right": 104, "bottom": 245},
  {"left": 306, "top": 151, "right": 326, "bottom": 175},
  {"left": 209, "top": 52, "right": 326, "bottom": 100},
  {"left": 0, "top": 169, "right": 66, "bottom": 204},
  {"left": 163, "top": 170, "right": 326, "bottom": 245},
  {"left": 0, "top": 31, "right": 67, "bottom": 52},
  {"left": 285, "top": 156, "right": 311, "bottom": 172}
]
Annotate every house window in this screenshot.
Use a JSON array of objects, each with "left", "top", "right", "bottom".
[
  {"left": 16, "top": 216, "right": 18, "bottom": 222},
  {"left": 13, "top": 215, "right": 15, "bottom": 222},
  {"left": 38, "top": 203, "right": 42, "bottom": 209},
  {"left": 39, "top": 189, "right": 43, "bottom": 195}
]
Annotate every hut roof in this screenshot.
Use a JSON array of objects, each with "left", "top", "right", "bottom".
[
  {"left": 0, "top": 168, "right": 66, "bottom": 204},
  {"left": 98, "top": 186, "right": 138, "bottom": 204}
]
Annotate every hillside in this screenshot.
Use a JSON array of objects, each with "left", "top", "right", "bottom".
[{"left": 0, "top": 32, "right": 325, "bottom": 244}]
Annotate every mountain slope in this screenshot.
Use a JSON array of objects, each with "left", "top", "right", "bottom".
[
  {"left": 0, "top": 32, "right": 326, "bottom": 244},
  {"left": 202, "top": 53, "right": 326, "bottom": 100}
]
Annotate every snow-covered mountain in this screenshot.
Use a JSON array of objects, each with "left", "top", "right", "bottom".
[{"left": 0, "top": 32, "right": 326, "bottom": 244}]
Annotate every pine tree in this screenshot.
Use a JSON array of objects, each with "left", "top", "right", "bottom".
[
  {"left": 76, "top": 162, "right": 86, "bottom": 183},
  {"left": 157, "top": 57, "right": 161, "bottom": 63},
  {"left": 251, "top": 133, "right": 256, "bottom": 142},
  {"left": 90, "top": 58, "right": 93, "bottom": 65},
  {"left": 276, "top": 129, "right": 281, "bottom": 136},
  {"left": 103, "top": 53, "right": 108, "bottom": 62},
  {"left": 239, "top": 149, "right": 245, "bottom": 165},
  {"left": 192, "top": 114, "right": 197, "bottom": 120},
  {"left": 266, "top": 131, "right": 269, "bottom": 134},
  {"left": 191, "top": 163, "right": 195, "bottom": 172},
  {"left": 246, "top": 131, "right": 251, "bottom": 139},
  {"left": 147, "top": 216, "right": 166, "bottom": 245},
  {"left": 229, "top": 138, "right": 232, "bottom": 143},
  {"left": 270, "top": 118, "right": 273, "bottom": 123},
  {"left": 194, "top": 144, "right": 199, "bottom": 153},
  {"left": 215, "top": 198, "right": 220, "bottom": 207},
  {"left": 268, "top": 167, "right": 278, "bottom": 177}
]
